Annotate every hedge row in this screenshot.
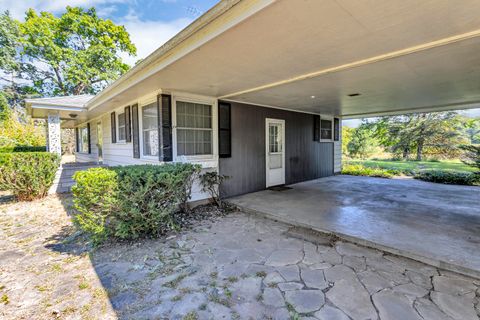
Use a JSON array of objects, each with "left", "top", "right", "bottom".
[
  {"left": 414, "top": 170, "right": 479, "bottom": 186},
  {"left": 72, "top": 163, "right": 201, "bottom": 244},
  {"left": 342, "top": 164, "right": 479, "bottom": 186},
  {"left": 0, "top": 152, "right": 60, "bottom": 200},
  {"left": 0, "top": 146, "right": 47, "bottom": 153}
]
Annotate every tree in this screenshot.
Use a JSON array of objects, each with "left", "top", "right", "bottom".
[
  {"left": 341, "top": 126, "right": 354, "bottom": 156},
  {"left": 459, "top": 144, "right": 480, "bottom": 174},
  {"left": 347, "top": 122, "right": 380, "bottom": 159},
  {"left": 18, "top": 7, "right": 136, "bottom": 96},
  {"left": 0, "top": 11, "right": 20, "bottom": 76},
  {"left": 462, "top": 118, "right": 480, "bottom": 144},
  {"left": 372, "top": 112, "right": 462, "bottom": 160}
]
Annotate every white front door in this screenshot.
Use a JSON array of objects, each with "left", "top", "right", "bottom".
[{"left": 266, "top": 118, "right": 285, "bottom": 187}]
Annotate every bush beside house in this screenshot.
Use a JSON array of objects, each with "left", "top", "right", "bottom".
[
  {"left": 0, "top": 152, "right": 60, "bottom": 200},
  {"left": 72, "top": 163, "right": 202, "bottom": 244}
]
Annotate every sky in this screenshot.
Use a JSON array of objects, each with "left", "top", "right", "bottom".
[{"left": 1, "top": 0, "right": 220, "bottom": 65}]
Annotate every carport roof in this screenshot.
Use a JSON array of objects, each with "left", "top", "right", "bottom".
[{"left": 27, "top": 0, "right": 480, "bottom": 122}]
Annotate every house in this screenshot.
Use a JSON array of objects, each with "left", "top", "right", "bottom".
[{"left": 26, "top": 0, "right": 480, "bottom": 201}]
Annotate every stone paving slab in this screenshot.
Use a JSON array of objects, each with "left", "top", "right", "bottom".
[{"left": 1, "top": 195, "right": 479, "bottom": 319}]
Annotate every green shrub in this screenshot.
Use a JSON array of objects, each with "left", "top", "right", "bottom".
[
  {"left": 0, "top": 145, "right": 47, "bottom": 153},
  {"left": 72, "top": 163, "right": 201, "bottom": 243},
  {"left": 112, "top": 163, "right": 200, "bottom": 239},
  {"left": 0, "top": 152, "right": 60, "bottom": 200},
  {"left": 341, "top": 164, "right": 395, "bottom": 178},
  {"left": 72, "top": 168, "right": 118, "bottom": 244},
  {"left": 414, "top": 170, "right": 479, "bottom": 186},
  {"left": 199, "top": 171, "right": 229, "bottom": 207}
]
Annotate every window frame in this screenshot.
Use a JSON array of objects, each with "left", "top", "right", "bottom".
[
  {"left": 117, "top": 112, "right": 126, "bottom": 143},
  {"left": 139, "top": 99, "right": 160, "bottom": 160},
  {"left": 172, "top": 94, "right": 218, "bottom": 162},
  {"left": 319, "top": 116, "right": 334, "bottom": 142},
  {"left": 77, "top": 125, "right": 89, "bottom": 154}
]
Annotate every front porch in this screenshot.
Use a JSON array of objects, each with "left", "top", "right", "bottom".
[{"left": 228, "top": 175, "right": 480, "bottom": 278}]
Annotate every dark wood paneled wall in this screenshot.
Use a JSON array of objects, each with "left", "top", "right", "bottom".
[{"left": 219, "top": 101, "right": 334, "bottom": 198}]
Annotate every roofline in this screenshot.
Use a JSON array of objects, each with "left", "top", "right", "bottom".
[{"left": 86, "top": 0, "right": 274, "bottom": 111}]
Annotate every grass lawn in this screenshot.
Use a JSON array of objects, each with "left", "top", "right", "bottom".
[{"left": 346, "top": 159, "right": 475, "bottom": 174}]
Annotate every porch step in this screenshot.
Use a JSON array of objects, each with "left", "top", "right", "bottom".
[{"left": 49, "top": 162, "right": 105, "bottom": 194}]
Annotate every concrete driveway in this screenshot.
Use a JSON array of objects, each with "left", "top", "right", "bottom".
[{"left": 229, "top": 175, "right": 480, "bottom": 278}]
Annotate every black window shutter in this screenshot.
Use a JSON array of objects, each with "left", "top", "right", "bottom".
[
  {"left": 111, "top": 112, "right": 117, "bottom": 143},
  {"left": 75, "top": 127, "right": 79, "bottom": 152},
  {"left": 87, "top": 123, "right": 91, "bottom": 154},
  {"left": 131, "top": 104, "right": 140, "bottom": 158},
  {"left": 334, "top": 118, "right": 340, "bottom": 141},
  {"left": 158, "top": 94, "right": 172, "bottom": 161},
  {"left": 125, "top": 106, "right": 131, "bottom": 143},
  {"left": 313, "top": 115, "right": 320, "bottom": 141},
  {"left": 218, "top": 101, "right": 231, "bottom": 158}
]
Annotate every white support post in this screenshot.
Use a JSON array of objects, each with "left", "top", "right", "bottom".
[{"left": 47, "top": 113, "right": 61, "bottom": 156}]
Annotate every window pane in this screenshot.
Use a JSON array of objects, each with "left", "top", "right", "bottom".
[
  {"left": 142, "top": 103, "right": 158, "bottom": 156},
  {"left": 80, "top": 127, "right": 89, "bottom": 153},
  {"left": 176, "top": 101, "right": 212, "bottom": 156},
  {"left": 118, "top": 113, "right": 126, "bottom": 141},
  {"left": 320, "top": 120, "right": 332, "bottom": 140}
]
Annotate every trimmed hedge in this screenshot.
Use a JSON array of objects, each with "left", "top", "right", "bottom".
[
  {"left": 414, "top": 170, "right": 479, "bottom": 186},
  {"left": 0, "top": 146, "right": 47, "bottom": 153},
  {"left": 0, "top": 152, "right": 60, "bottom": 200},
  {"left": 341, "top": 164, "right": 397, "bottom": 178},
  {"left": 72, "top": 163, "right": 201, "bottom": 244}
]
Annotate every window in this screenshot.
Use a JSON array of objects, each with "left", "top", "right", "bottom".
[
  {"left": 320, "top": 119, "right": 332, "bottom": 140},
  {"left": 176, "top": 101, "right": 212, "bottom": 156},
  {"left": 78, "top": 127, "right": 89, "bottom": 153},
  {"left": 118, "top": 112, "right": 126, "bottom": 141},
  {"left": 142, "top": 102, "right": 159, "bottom": 157}
]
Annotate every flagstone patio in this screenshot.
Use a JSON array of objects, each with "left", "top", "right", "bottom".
[{"left": 0, "top": 195, "right": 479, "bottom": 319}]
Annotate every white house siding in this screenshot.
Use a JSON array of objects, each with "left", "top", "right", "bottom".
[
  {"left": 94, "top": 112, "right": 212, "bottom": 202},
  {"left": 334, "top": 119, "right": 342, "bottom": 173}
]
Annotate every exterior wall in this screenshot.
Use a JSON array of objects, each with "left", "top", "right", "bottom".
[
  {"left": 75, "top": 98, "right": 216, "bottom": 202},
  {"left": 334, "top": 120, "right": 342, "bottom": 173},
  {"left": 219, "top": 101, "right": 340, "bottom": 198}
]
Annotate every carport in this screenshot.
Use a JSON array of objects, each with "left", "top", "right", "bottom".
[{"left": 228, "top": 175, "right": 480, "bottom": 278}]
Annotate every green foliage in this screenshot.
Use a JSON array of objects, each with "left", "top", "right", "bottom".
[
  {"left": 72, "top": 163, "right": 201, "bottom": 243},
  {"left": 341, "top": 126, "right": 354, "bottom": 156},
  {"left": 112, "top": 163, "right": 200, "bottom": 239},
  {"left": 459, "top": 144, "right": 480, "bottom": 173},
  {"left": 0, "top": 152, "right": 60, "bottom": 200},
  {"left": 0, "top": 145, "right": 46, "bottom": 153},
  {"left": 0, "top": 11, "right": 20, "bottom": 73},
  {"left": 341, "top": 164, "right": 396, "bottom": 178},
  {"left": 347, "top": 159, "right": 475, "bottom": 175},
  {"left": 414, "top": 170, "right": 479, "bottom": 186},
  {"left": 0, "top": 105, "right": 45, "bottom": 148},
  {"left": 347, "top": 123, "right": 380, "bottom": 159},
  {"left": 17, "top": 6, "right": 136, "bottom": 95},
  {"left": 199, "top": 171, "right": 229, "bottom": 207},
  {"left": 372, "top": 112, "right": 465, "bottom": 160},
  {"left": 72, "top": 168, "right": 118, "bottom": 244}
]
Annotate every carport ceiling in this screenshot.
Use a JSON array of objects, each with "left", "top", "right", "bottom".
[{"left": 90, "top": 0, "right": 480, "bottom": 118}]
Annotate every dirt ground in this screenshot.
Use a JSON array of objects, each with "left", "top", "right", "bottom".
[{"left": 1, "top": 194, "right": 479, "bottom": 320}]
